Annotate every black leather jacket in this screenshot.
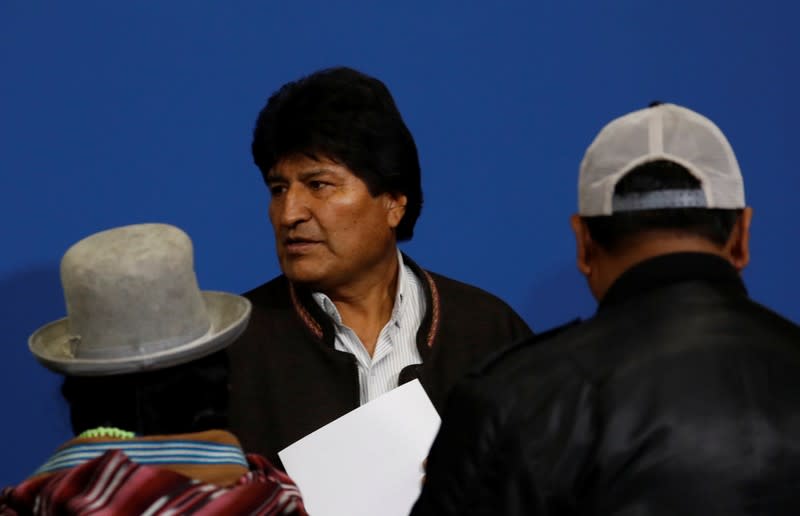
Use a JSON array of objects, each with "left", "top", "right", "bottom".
[{"left": 413, "top": 253, "right": 800, "bottom": 516}]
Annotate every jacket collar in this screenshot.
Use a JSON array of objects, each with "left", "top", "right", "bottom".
[
  {"left": 287, "top": 252, "right": 440, "bottom": 358},
  {"left": 598, "top": 252, "right": 748, "bottom": 312}
]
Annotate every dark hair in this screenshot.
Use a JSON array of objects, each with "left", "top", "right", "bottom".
[
  {"left": 61, "top": 350, "right": 229, "bottom": 436},
  {"left": 584, "top": 160, "right": 742, "bottom": 251},
  {"left": 251, "top": 66, "right": 423, "bottom": 241}
]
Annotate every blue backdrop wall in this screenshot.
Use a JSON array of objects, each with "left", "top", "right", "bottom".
[{"left": 2, "top": 1, "right": 798, "bottom": 484}]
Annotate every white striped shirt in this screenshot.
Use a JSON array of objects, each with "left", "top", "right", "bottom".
[{"left": 312, "top": 252, "right": 426, "bottom": 404}]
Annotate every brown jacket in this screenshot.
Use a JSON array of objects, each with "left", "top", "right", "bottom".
[{"left": 228, "top": 255, "right": 532, "bottom": 467}]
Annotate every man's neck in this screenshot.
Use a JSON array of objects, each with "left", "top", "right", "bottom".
[
  {"left": 594, "top": 235, "right": 729, "bottom": 301},
  {"left": 323, "top": 250, "right": 401, "bottom": 356}
]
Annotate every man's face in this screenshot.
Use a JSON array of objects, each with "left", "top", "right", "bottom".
[{"left": 266, "top": 154, "right": 406, "bottom": 291}]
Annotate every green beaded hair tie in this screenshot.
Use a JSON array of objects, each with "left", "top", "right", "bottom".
[{"left": 77, "top": 426, "right": 136, "bottom": 439}]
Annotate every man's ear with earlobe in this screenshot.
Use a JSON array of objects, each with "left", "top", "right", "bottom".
[
  {"left": 570, "top": 214, "right": 593, "bottom": 276},
  {"left": 385, "top": 192, "right": 408, "bottom": 229},
  {"left": 725, "top": 207, "right": 753, "bottom": 272}
]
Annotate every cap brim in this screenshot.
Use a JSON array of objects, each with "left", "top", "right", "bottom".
[{"left": 29, "top": 291, "right": 251, "bottom": 376}]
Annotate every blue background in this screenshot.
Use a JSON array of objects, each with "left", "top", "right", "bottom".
[{"left": 2, "top": 1, "right": 798, "bottom": 484}]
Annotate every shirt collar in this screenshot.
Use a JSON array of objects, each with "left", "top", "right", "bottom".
[
  {"left": 312, "top": 249, "right": 407, "bottom": 327},
  {"left": 598, "top": 252, "right": 748, "bottom": 312}
]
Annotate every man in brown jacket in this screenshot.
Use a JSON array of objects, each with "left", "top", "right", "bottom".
[{"left": 228, "top": 67, "right": 532, "bottom": 467}]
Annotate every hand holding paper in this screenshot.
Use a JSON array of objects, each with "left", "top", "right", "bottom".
[{"left": 279, "top": 380, "right": 441, "bottom": 516}]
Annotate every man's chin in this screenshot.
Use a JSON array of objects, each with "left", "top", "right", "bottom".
[{"left": 282, "top": 267, "right": 327, "bottom": 288}]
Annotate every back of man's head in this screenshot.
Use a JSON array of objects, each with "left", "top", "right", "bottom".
[
  {"left": 583, "top": 159, "right": 742, "bottom": 251},
  {"left": 572, "top": 103, "right": 752, "bottom": 299},
  {"left": 251, "top": 66, "right": 423, "bottom": 241}
]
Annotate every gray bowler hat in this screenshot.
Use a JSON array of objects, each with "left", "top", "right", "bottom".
[{"left": 29, "top": 223, "right": 251, "bottom": 376}]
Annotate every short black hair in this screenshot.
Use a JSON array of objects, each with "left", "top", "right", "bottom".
[
  {"left": 583, "top": 160, "right": 742, "bottom": 251},
  {"left": 61, "top": 350, "right": 229, "bottom": 436},
  {"left": 251, "top": 66, "right": 423, "bottom": 241}
]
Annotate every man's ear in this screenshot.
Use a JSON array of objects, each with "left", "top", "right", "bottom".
[
  {"left": 723, "top": 207, "right": 752, "bottom": 272},
  {"left": 385, "top": 192, "right": 408, "bottom": 229},
  {"left": 570, "top": 214, "right": 593, "bottom": 276}
]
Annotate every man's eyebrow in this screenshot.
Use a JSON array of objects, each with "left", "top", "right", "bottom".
[
  {"left": 265, "top": 171, "right": 285, "bottom": 183},
  {"left": 267, "top": 168, "right": 336, "bottom": 182},
  {"left": 298, "top": 169, "right": 335, "bottom": 181}
]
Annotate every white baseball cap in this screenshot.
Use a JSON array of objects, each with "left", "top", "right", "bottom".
[{"left": 578, "top": 103, "right": 746, "bottom": 216}]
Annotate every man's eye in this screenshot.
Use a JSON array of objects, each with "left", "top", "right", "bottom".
[
  {"left": 309, "top": 181, "right": 328, "bottom": 191},
  {"left": 268, "top": 185, "right": 286, "bottom": 196}
]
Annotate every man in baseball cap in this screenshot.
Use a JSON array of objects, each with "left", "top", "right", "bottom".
[{"left": 412, "top": 103, "right": 800, "bottom": 515}]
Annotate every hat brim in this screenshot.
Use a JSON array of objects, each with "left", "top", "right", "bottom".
[{"left": 29, "top": 291, "right": 251, "bottom": 376}]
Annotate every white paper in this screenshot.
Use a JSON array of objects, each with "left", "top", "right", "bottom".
[{"left": 278, "top": 379, "right": 441, "bottom": 516}]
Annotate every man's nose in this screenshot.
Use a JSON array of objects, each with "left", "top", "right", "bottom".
[{"left": 274, "top": 185, "right": 311, "bottom": 228}]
